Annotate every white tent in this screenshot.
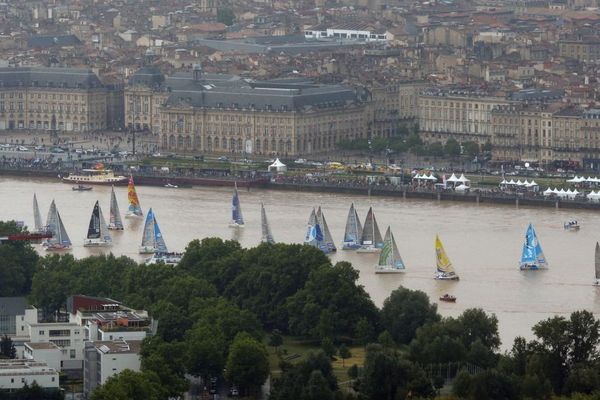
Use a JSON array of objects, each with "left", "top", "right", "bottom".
[
  {"left": 268, "top": 158, "right": 287, "bottom": 173},
  {"left": 455, "top": 184, "right": 469, "bottom": 192},
  {"left": 508, "top": 179, "right": 517, "bottom": 185},
  {"left": 447, "top": 173, "right": 459, "bottom": 183},
  {"left": 425, "top": 173, "right": 438, "bottom": 181},
  {"left": 523, "top": 179, "right": 530, "bottom": 186},
  {"left": 557, "top": 189, "right": 568, "bottom": 197},
  {"left": 500, "top": 179, "right": 508, "bottom": 185},
  {"left": 529, "top": 180, "right": 538, "bottom": 187},
  {"left": 516, "top": 179, "right": 524, "bottom": 186},
  {"left": 567, "top": 176, "right": 584, "bottom": 183},
  {"left": 457, "top": 173, "right": 470, "bottom": 183},
  {"left": 543, "top": 187, "right": 554, "bottom": 196}
]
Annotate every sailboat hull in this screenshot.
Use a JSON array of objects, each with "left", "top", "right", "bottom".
[
  {"left": 519, "top": 263, "right": 544, "bottom": 270},
  {"left": 375, "top": 268, "right": 405, "bottom": 274},
  {"left": 229, "top": 222, "right": 245, "bottom": 228},
  {"left": 139, "top": 246, "right": 156, "bottom": 254},
  {"left": 357, "top": 246, "right": 381, "bottom": 253},
  {"left": 125, "top": 213, "right": 143, "bottom": 219},
  {"left": 342, "top": 243, "right": 361, "bottom": 250},
  {"left": 83, "top": 238, "right": 111, "bottom": 247},
  {"left": 435, "top": 273, "right": 459, "bottom": 281},
  {"left": 44, "top": 244, "right": 71, "bottom": 251},
  {"left": 107, "top": 224, "right": 124, "bottom": 231}
]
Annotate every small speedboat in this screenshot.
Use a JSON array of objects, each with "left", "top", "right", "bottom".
[
  {"left": 164, "top": 183, "right": 179, "bottom": 189},
  {"left": 439, "top": 294, "right": 456, "bottom": 302},
  {"left": 564, "top": 221, "right": 580, "bottom": 231},
  {"left": 72, "top": 184, "right": 92, "bottom": 191}
]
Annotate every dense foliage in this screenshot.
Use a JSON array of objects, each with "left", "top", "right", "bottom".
[{"left": 1, "top": 228, "right": 597, "bottom": 400}]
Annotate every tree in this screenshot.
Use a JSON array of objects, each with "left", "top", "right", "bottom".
[
  {"left": 321, "top": 337, "right": 336, "bottom": 359},
  {"left": 140, "top": 337, "right": 189, "bottom": 398},
  {"left": 427, "top": 142, "right": 445, "bottom": 157},
  {"left": 185, "top": 323, "right": 227, "bottom": 379},
  {"left": 91, "top": 370, "right": 163, "bottom": 400},
  {"left": 0, "top": 335, "right": 16, "bottom": 359},
  {"left": 0, "top": 221, "right": 39, "bottom": 297},
  {"left": 339, "top": 344, "right": 351, "bottom": 367},
  {"left": 568, "top": 310, "right": 600, "bottom": 366},
  {"left": 462, "top": 141, "right": 480, "bottom": 158},
  {"left": 452, "top": 368, "right": 472, "bottom": 398},
  {"left": 306, "top": 370, "right": 335, "bottom": 400},
  {"left": 225, "top": 332, "right": 270, "bottom": 396},
  {"left": 285, "top": 262, "right": 379, "bottom": 339},
  {"left": 380, "top": 287, "right": 439, "bottom": 344},
  {"left": 269, "top": 329, "right": 283, "bottom": 353},
  {"left": 217, "top": 8, "right": 235, "bottom": 26},
  {"left": 270, "top": 351, "right": 339, "bottom": 400},
  {"left": 354, "top": 317, "right": 375, "bottom": 345},
  {"left": 457, "top": 308, "right": 500, "bottom": 351},
  {"left": 378, "top": 331, "right": 395, "bottom": 348},
  {"left": 444, "top": 139, "right": 461, "bottom": 156}
]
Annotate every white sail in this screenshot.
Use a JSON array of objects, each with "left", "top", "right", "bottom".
[
  {"left": 33, "top": 194, "right": 43, "bottom": 233},
  {"left": 375, "top": 227, "right": 405, "bottom": 273},
  {"left": 342, "top": 203, "right": 362, "bottom": 250},
  {"left": 316, "top": 206, "right": 336, "bottom": 253},
  {"left": 108, "top": 186, "right": 124, "bottom": 230},
  {"left": 261, "top": 203, "right": 275, "bottom": 244},
  {"left": 44, "top": 200, "right": 71, "bottom": 250},
  {"left": 358, "top": 207, "right": 384, "bottom": 252}
]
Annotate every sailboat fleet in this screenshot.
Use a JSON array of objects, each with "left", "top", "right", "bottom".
[{"left": 29, "top": 182, "right": 600, "bottom": 285}]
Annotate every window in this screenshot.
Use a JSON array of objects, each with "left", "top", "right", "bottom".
[
  {"left": 39, "top": 330, "right": 45, "bottom": 335},
  {"left": 70, "top": 349, "right": 76, "bottom": 359}
]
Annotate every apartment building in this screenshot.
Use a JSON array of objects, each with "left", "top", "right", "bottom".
[{"left": 83, "top": 340, "right": 142, "bottom": 398}]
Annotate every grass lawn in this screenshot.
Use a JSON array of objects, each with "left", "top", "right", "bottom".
[{"left": 264, "top": 335, "right": 366, "bottom": 388}]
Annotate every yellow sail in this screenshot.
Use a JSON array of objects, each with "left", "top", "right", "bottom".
[{"left": 435, "top": 235, "right": 454, "bottom": 274}]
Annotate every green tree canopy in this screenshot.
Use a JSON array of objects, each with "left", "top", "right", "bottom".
[
  {"left": 90, "top": 369, "right": 164, "bottom": 400},
  {"left": 224, "top": 332, "right": 270, "bottom": 396},
  {"left": 380, "top": 287, "right": 439, "bottom": 344}
]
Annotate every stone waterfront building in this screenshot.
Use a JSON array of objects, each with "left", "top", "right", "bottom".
[
  {"left": 0, "top": 67, "right": 116, "bottom": 133},
  {"left": 125, "top": 65, "right": 368, "bottom": 156}
]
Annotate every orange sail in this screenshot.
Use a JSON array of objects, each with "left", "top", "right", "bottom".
[{"left": 126, "top": 176, "right": 143, "bottom": 216}]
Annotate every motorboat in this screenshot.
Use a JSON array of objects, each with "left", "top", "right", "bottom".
[
  {"left": 145, "top": 252, "right": 183, "bottom": 266},
  {"left": 164, "top": 183, "right": 179, "bottom": 189},
  {"left": 72, "top": 184, "right": 92, "bottom": 191},
  {"left": 564, "top": 221, "right": 580, "bottom": 231},
  {"left": 439, "top": 294, "right": 456, "bottom": 302}
]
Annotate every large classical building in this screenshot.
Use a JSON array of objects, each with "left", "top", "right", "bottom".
[
  {"left": 418, "top": 87, "right": 512, "bottom": 145},
  {"left": 0, "top": 67, "right": 120, "bottom": 133},
  {"left": 125, "top": 65, "right": 368, "bottom": 156}
]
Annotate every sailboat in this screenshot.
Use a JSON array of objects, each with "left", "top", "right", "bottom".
[
  {"left": 125, "top": 176, "right": 143, "bottom": 218},
  {"left": 375, "top": 227, "right": 405, "bottom": 274},
  {"left": 32, "top": 193, "right": 44, "bottom": 233},
  {"left": 342, "top": 203, "right": 362, "bottom": 250},
  {"left": 435, "top": 235, "right": 459, "bottom": 280},
  {"left": 229, "top": 183, "right": 244, "bottom": 227},
  {"left": 42, "top": 200, "right": 71, "bottom": 251},
  {"left": 316, "top": 206, "right": 336, "bottom": 253},
  {"left": 139, "top": 208, "right": 167, "bottom": 254},
  {"left": 304, "top": 208, "right": 325, "bottom": 251},
  {"left": 108, "top": 186, "right": 124, "bottom": 230},
  {"left": 519, "top": 223, "right": 547, "bottom": 270},
  {"left": 139, "top": 208, "right": 182, "bottom": 265},
  {"left": 260, "top": 203, "right": 275, "bottom": 244},
  {"left": 595, "top": 242, "right": 600, "bottom": 286},
  {"left": 357, "top": 207, "right": 384, "bottom": 253},
  {"left": 83, "top": 201, "right": 112, "bottom": 247}
]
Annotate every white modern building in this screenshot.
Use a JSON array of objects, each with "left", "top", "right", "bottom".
[
  {"left": 0, "top": 359, "right": 59, "bottom": 390},
  {"left": 304, "top": 23, "right": 388, "bottom": 42},
  {"left": 26, "top": 321, "right": 86, "bottom": 370},
  {"left": 83, "top": 340, "right": 142, "bottom": 398},
  {"left": 23, "top": 342, "right": 62, "bottom": 372}
]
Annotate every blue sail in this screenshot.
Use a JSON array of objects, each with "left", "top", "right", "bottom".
[
  {"left": 520, "top": 223, "right": 546, "bottom": 269},
  {"left": 152, "top": 211, "right": 168, "bottom": 253}
]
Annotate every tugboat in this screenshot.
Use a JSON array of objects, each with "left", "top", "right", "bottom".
[{"left": 439, "top": 294, "right": 456, "bottom": 303}]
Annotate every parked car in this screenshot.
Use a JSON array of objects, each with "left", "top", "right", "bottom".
[{"left": 229, "top": 387, "right": 239, "bottom": 397}]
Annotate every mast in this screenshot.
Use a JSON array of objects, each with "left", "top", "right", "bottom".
[
  {"left": 261, "top": 203, "right": 275, "bottom": 244},
  {"left": 596, "top": 242, "right": 600, "bottom": 281},
  {"left": 87, "top": 201, "right": 101, "bottom": 239},
  {"left": 152, "top": 210, "right": 168, "bottom": 253},
  {"left": 435, "top": 235, "right": 454, "bottom": 274},
  {"left": 304, "top": 208, "right": 323, "bottom": 247},
  {"left": 33, "top": 194, "right": 43, "bottom": 232},
  {"left": 317, "top": 206, "right": 336, "bottom": 252},
  {"left": 127, "top": 175, "right": 143, "bottom": 216},
  {"left": 231, "top": 183, "right": 244, "bottom": 225},
  {"left": 98, "top": 203, "right": 111, "bottom": 243},
  {"left": 141, "top": 208, "right": 156, "bottom": 248},
  {"left": 361, "top": 207, "right": 375, "bottom": 245},
  {"left": 109, "top": 186, "right": 124, "bottom": 229},
  {"left": 343, "top": 203, "right": 362, "bottom": 246}
]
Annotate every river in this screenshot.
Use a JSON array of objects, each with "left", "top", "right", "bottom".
[{"left": 2, "top": 176, "right": 599, "bottom": 350}]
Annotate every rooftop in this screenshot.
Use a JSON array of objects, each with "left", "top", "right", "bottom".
[{"left": 94, "top": 339, "right": 142, "bottom": 355}]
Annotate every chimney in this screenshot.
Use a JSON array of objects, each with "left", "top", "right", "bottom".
[{"left": 193, "top": 63, "right": 203, "bottom": 82}]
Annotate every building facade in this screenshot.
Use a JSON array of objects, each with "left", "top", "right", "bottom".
[
  {"left": 0, "top": 359, "right": 59, "bottom": 390},
  {"left": 0, "top": 67, "right": 112, "bottom": 133},
  {"left": 418, "top": 88, "right": 511, "bottom": 145},
  {"left": 125, "top": 66, "right": 368, "bottom": 156}
]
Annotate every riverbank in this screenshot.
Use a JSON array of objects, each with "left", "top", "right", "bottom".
[{"left": 1, "top": 167, "right": 599, "bottom": 210}]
